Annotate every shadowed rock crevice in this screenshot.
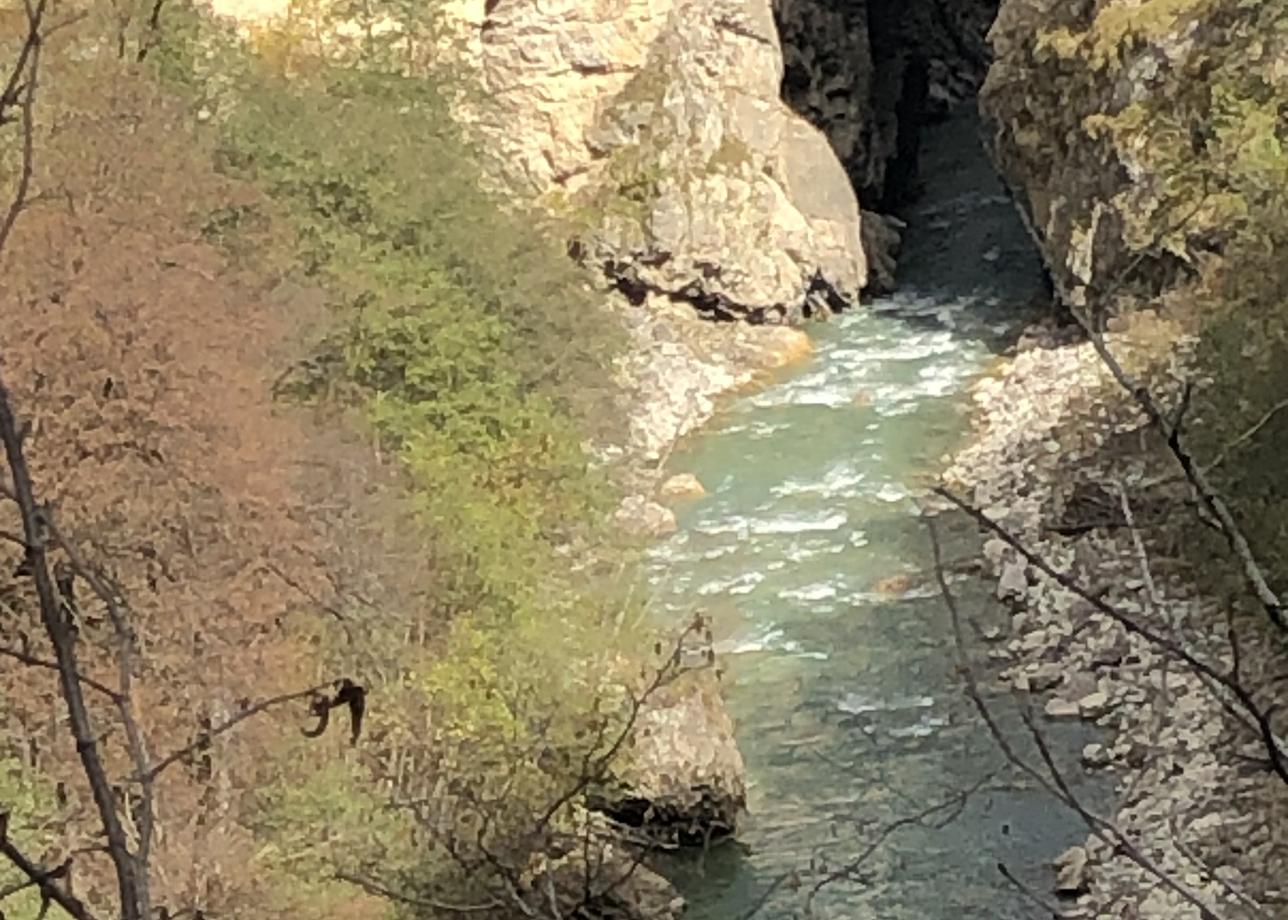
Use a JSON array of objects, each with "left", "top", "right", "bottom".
[{"left": 774, "top": 0, "right": 1001, "bottom": 216}]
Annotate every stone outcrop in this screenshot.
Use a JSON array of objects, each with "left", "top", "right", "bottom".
[
  {"left": 611, "top": 293, "right": 812, "bottom": 467},
  {"left": 526, "top": 813, "right": 687, "bottom": 920},
  {"left": 775, "top": 0, "right": 999, "bottom": 209},
  {"left": 458, "top": 0, "right": 868, "bottom": 320},
  {"left": 980, "top": 0, "right": 1235, "bottom": 310},
  {"left": 590, "top": 670, "right": 747, "bottom": 845}
]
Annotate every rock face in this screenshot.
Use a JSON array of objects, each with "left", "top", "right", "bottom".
[
  {"left": 460, "top": 0, "right": 868, "bottom": 320},
  {"left": 591, "top": 670, "right": 747, "bottom": 844},
  {"left": 775, "top": 0, "right": 1000, "bottom": 209},
  {"left": 527, "top": 819, "right": 687, "bottom": 920},
  {"left": 612, "top": 294, "right": 812, "bottom": 466},
  {"left": 980, "top": 0, "right": 1223, "bottom": 310}
]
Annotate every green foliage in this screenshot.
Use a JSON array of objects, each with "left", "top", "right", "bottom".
[
  {"left": 0, "top": 753, "right": 58, "bottom": 919},
  {"left": 249, "top": 756, "right": 413, "bottom": 915},
  {"left": 1186, "top": 226, "right": 1288, "bottom": 600},
  {"left": 210, "top": 62, "right": 626, "bottom": 620},
  {"left": 144, "top": 5, "right": 655, "bottom": 906}
]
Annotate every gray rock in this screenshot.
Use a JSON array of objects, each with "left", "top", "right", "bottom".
[
  {"left": 1044, "top": 697, "right": 1080, "bottom": 719},
  {"left": 592, "top": 670, "right": 747, "bottom": 844},
  {"left": 997, "top": 558, "right": 1028, "bottom": 599},
  {"left": 1081, "top": 743, "right": 1110, "bottom": 768},
  {"left": 527, "top": 827, "right": 686, "bottom": 920},
  {"left": 1054, "top": 845, "right": 1091, "bottom": 896},
  {"left": 615, "top": 495, "right": 679, "bottom": 538},
  {"left": 1077, "top": 690, "right": 1110, "bottom": 720}
]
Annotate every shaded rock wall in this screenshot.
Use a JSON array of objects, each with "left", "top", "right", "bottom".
[
  {"left": 775, "top": 0, "right": 999, "bottom": 211},
  {"left": 980, "top": 0, "right": 1214, "bottom": 311}
]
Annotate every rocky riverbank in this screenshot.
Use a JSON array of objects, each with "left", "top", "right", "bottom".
[
  {"left": 610, "top": 292, "right": 815, "bottom": 537},
  {"left": 944, "top": 328, "right": 1288, "bottom": 919}
]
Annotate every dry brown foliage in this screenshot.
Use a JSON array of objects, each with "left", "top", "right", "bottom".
[{"left": 0, "top": 36, "right": 389, "bottom": 919}]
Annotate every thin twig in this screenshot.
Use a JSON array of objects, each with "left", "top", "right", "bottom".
[
  {"left": 997, "top": 861, "right": 1064, "bottom": 919},
  {"left": 804, "top": 770, "right": 996, "bottom": 912},
  {"left": 1074, "top": 315, "right": 1284, "bottom": 630},
  {"left": 334, "top": 871, "right": 502, "bottom": 913},
  {"left": 1202, "top": 397, "right": 1288, "bottom": 475},
  {"left": 0, "top": 3, "right": 45, "bottom": 258},
  {"left": 137, "top": 682, "right": 335, "bottom": 783},
  {"left": 0, "top": 645, "right": 123, "bottom": 702},
  {"left": 934, "top": 489, "right": 1288, "bottom": 785}
]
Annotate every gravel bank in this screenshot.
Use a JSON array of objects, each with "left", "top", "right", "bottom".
[{"left": 944, "top": 331, "right": 1288, "bottom": 919}]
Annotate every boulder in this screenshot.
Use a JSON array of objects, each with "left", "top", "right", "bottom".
[
  {"left": 1077, "top": 690, "right": 1111, "bottom": 720},
  {"left": 873, "top": 573, "right": 915, "bottom": 596},
  {"left": 615, "top": 495, "right": 679, "bottom": 538},
  {"left": 1053, "top": 845, "right": 1091, "bottom": 897},
  {"left": 996, "top": 558, "right": 1028, "bottom": 600},
  {"left": 859, "top": 209, "right": 903, "bottom": 293},
  {"left": 1080, "top": 743, "right": 1110, "bottom": 768},
  {"left": 591, "top": 669, "right": 747, "bottom": 844},
  {"left": 527, "top": 836, "right": 685, "bottom": 920},
  {"left": 756, "top": 324, "right": 814, "bottom": 370},
  {"left": 1044, "top": 697, "right": 1080, "bottom": 719},
  {"left": 658, "top": 472, "right": 707, "bottom": 502},
  {"left": 523, "top": 808, "right": 686, "bottom": 919},
  {"left": 459, "top": 0, "right": 867, "bottom": 320}
]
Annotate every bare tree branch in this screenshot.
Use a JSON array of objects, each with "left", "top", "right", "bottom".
[
  {"left": 926, "top": 512, "right": 1231, "bottom": 920},
  {"left": 0, "top": 818, "right": 98, "bottom": 920},
  {"left": 0, "top": 0, "right": 45, "bottom": 255},
  {"left": 1073, "top": 316, "right": 1284, "bottom": 630},
  {"left": 0, "top": 381, "right": 145, "bottom": 918},
  {"left": 933, "top": 489, "right": 1288, "bottom": 785},
  {"left": 1202, "top": 396, "right": 1288, "bottom": 476},
  {"left": 804, "top": 771, "right": 995, "bottom": 914},
  {"left": 0, "top": 645, "right": 123, "bottom": 702},
  {"left": 137, "top": 682, "right": 337, "bottom": 784},
  {"left": 996, "top": 861, "right": 1064, "bottom": 919}
]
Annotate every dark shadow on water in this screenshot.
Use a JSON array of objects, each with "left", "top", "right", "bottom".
[{"left": 866, "top": 108, "right": 1055, "bottom": 355}]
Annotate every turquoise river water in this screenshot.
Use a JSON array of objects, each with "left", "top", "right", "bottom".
[{"left": 647, "top": 114, "right": 1102, "bottom": 919}]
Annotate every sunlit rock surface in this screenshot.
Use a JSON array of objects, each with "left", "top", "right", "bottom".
[
  {"left": 593, "top": 670, "right": 748, "bottom": 844},
  {"left": 460, "top": 0, "right": 868, "bottom": 320}
]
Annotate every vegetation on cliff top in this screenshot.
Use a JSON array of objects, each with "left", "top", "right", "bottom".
[{"left": 1013, "top": 0, "right": 1288, "bottom": 605}]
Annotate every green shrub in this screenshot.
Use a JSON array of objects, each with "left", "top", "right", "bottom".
[{"left": 146, "top": 6, "right": 656, "bottom": 907}]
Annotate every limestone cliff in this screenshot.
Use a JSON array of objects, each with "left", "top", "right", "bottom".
[
  {"left": 980, "top": 0, "right": 1282, "bottom": 312},
  {"left": 457, "top": 0, "right": 868, "bottom": 322}
]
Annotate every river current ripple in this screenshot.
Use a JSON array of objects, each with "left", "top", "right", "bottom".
[{"left": 646, "top": 113, "right": 1101, "bottom": 919}]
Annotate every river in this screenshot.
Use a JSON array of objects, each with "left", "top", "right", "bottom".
[{"left": 647, "top": 112, "right": 1103, "bottom": 919}]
